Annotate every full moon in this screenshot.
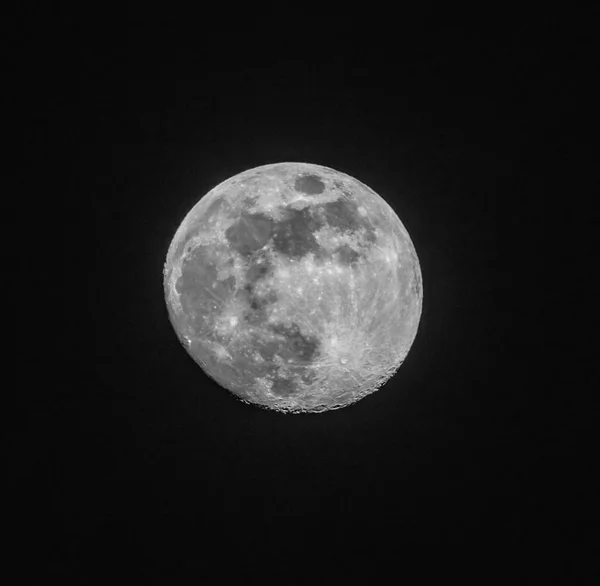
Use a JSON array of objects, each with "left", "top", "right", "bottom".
[{"left": 164, "top": 162, "right": 422, "bottom": 413}]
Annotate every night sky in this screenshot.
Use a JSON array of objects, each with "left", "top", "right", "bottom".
[{"left": 14, "top": 7, "right": 592, "bottom": 583}]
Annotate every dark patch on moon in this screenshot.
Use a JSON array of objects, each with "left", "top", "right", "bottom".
[
  {"left": 245, "top": 265, "right": 278, "bottom": 315},
  {"left": 294, "top": 174, "right": 326, "bottom": 195},
  {"left": 175, "top": 245, "right": 237, "bottom": 336},
  {"left": 225, "top": 212, "right": 273, "bottom": 257},
  {"left": 245, "top": 256, "right": 273, "bottom": 283},
  {"left": 270, "top": 375, "right": 298, "bottom": 397},
  {"left": 319, "top": 199, "right": 360, "bottom": 232},
  {"left": 250, "top": 320, "right": 322, "bottom": 397},
  {"left": 254, "top": 321, "right": 320, "bottom": 367},
  {"left": 267, "top": 322, "right": 321, "bottom": 364},
  {"left": 232, "top": 253, "right": 279, "bottom": 323},
  {"left": 317, "top": 198, "right": 377, "bottom": 244},
  {"left": 204, "top": 195, "right": 228, "bottom": 219},
  {"left": 271, "top": 208, "right": 325, "bottom": 260},
  {"left": 237, "top": 287, "right": 276, "bottom": 326},
  {"left": 334, "top": 244, "right": 360, "bottom": 266},
  {"left": 225, "top": 207, "right": 329, "bottom": 261},
  {"left": 224, "top": 196, "right": 376, "bottom": 266},
  {"left": 248, "top": 322, "right": 320, "bottom": 396},
  {"left": 177, "top": 246, "right": 217, "bottom": 295}
]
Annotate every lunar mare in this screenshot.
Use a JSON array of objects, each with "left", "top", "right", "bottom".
[{"left": 164, "top": 162, "right": 422, "bottom": 413}]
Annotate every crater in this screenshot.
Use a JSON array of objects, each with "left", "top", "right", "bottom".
[{"left": 294, "top": 174, "right": 325, "bottom": 195}]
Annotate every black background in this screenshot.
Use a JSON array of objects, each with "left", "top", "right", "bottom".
[{"left": 13, "top": 6, "right": 594, "bottom": 584}]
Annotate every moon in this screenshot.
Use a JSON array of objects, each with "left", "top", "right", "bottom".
[{"left": 164, "top": 162, "right": 422, "bottom": 413}]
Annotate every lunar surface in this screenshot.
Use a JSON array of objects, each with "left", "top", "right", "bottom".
[{"left": 164, "top": 162, "right": 422, "bottom": 413}]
